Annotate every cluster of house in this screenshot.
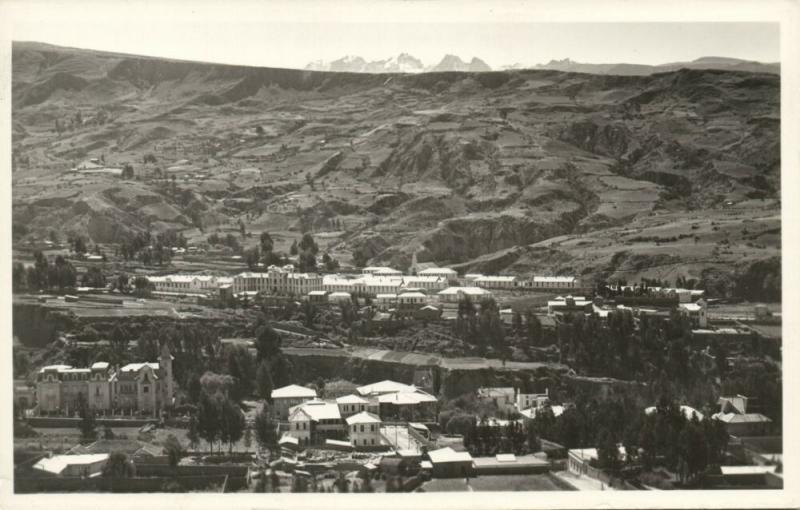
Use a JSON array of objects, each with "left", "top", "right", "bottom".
[
  {"left": 271, "top": 380, "right": 438, "bottom": 449},
  {"left": 144, "top": 266, "right": 581, "bottom": 321},
  {"left": 567, "top": 394, "right": 776, "bottom": 485},
  {"left": 545, "top": 293, "right": 709, "bottom": 327},
  {"left": 24, "top": 345, "right": 175, "bottom": 417},
  {"left": 476, "top": 386, "right": 565, "bottom": 421}
]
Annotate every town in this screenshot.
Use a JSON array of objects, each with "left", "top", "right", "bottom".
[
  {"left": 8, "top": 22, "right": 784, "bottom": 501},
  {"left": 12, "top": 239, "right": 782, "bottom": 493}
]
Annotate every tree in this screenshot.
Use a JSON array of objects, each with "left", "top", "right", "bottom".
[
  {"left": 103, "top": 451, "right": 136, "bottom": 479},
  {"left": 255, "top": 125, "right": 265, "bottom": 137},
  {"left": 226, "top": 345, "right": 255, "bottom": 401},
  {"left": 302, "top": 300, "right": 318, "bottom": 329},
  {"left": 595, "top": 427, "right": 619, "bottom": 471},
  {"left": 197, "top": 392, "right": 221, "bottom": 453},
  {"left": 322, "top": 253, "right": 339, "bottom": 272},
  {"left": 82, "top": 266, "right": 107, "bottom": 288},
  {"left": 254, "top": 404, "right": 278, "bottom": 452},
  {"left": 187, "top": 414, "right": 200, "bottom": 450},
  {"left": 298, "top": 233, "right": 318, "bottom": 256},
  {"left": 256, "top": 359, "right": 274, "bottom": 401},
  {"left": 352, "top": 248, "right": 369, "bottom": 268},
  {"left": 291, "top": 474, "right": 309, "bottom": 493},
  {"left": 133, "top": 276, "right": 151, "bottom": 297},
  {"left": 73, "top": 237, "right": 87, "bottom": 255},
  {"left": 298, "top": 250, "right": 317, "bottom": 272},
  {"left": 121, "top": 163, "right": 135, "bottom": 180},
  {"left": 13, "top": 350, "right": 30, "bottom": 379},
  {"left": 255, "top": 322, "right": 283, "bottom": 361},
  {"left": 243, "top": 425, "right": 252, "bottom": 451},
  {"left": 525, "top": 311, "right": 542, "bottom": 346},
  {"left": 164, "top": 433, "right": 183, "bottom": 469},
  {"left": 289, "top": 240, "right": 298, "bottom": 256},
  {"left": 260, "top": 232, "right": 274, "bottom": 255},
  {"left": 245, "top": 247, "right": 261, "bottom": 270},
  {"left": 334, "top": 471, "right": 349, "bottom": 493},
  {"left": 220, "top": 397, "right": 245, "bottom": 453},
  {"left": 77, "top": 393, "right": 97, "bottom": 442}
]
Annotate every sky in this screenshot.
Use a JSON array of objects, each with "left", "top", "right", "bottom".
[{"left": 1, "top": 1, "right": 783, "bottom": 69}]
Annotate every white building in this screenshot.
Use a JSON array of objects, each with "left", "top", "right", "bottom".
[
  {"left": 516, "top": 389, "right": 550, "bottom": 411},
  {"left": 362, "top": 266, "right": 402, "bottom": 276},
  {"left": 356, "top": 380, "right": 438, "bottom": 421},
  {"left": 148, "top": 274, "right": 230, "bottom": 295},
  {"left": 437, "top": 286, "right": 492, "bottom": 304},
  {"left": 526, "top": 276, "right": 580, "bottom": 291},
  {"left": 401, "top": 276, "right": 448, "bottom": 292},
  {"left": 547, "top": 296, "right": 593, "bottom": 316},
  {"left": 36, "top": 345, "right": 174, "bottom": 416},
  {"left": 346, "top": 411, "right": 383, "bottom": 448},
  {"left": 679, "top": 299, "right": 708, "bottom": 327},
  {"left": 232, "top": 266, "right": 323, "bottom": 296},
  {"left": 287, "top": 399, "right": 346, "bottom": 446},
  {"left": 474, "top": 275, "right": 517, "bottom": 290},
  {"left": 375, "top": 294, "right": 397, "bottom": 310},
  {"left": 32, "top": 453, "right": 109, "bottom": 477},
  {"left": 336, "top": 394, "right": 379, "bottom": 418},
  {"left": 397, "top": 291, "right": 427, "bottom": 309},
  {"left": 328, "top": 292, "right": 352, "bottom": 304},
  {"left": 271, "top": 384, "right": 318, "bottom": 421},
  {"left": 477, "top": 387, "right": 516, "bottom": 412},
  {"left": 323, "top": 274, "right": 405, "bottom": 296},
  {"left": 417, "top": 267, "right": 458, "bottom": 280}
]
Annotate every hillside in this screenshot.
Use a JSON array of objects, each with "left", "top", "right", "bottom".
[{"left": 11, "top": 42, "right": 781, "bottom": 288}]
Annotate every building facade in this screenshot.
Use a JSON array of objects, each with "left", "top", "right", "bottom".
[
  {"left": 232, "top": 266, "right": 323, "bottom": 296},
  {"left": 36, "top": 345, "right": 174, "bottom": 416},
  {"left": 346, "top": 411, "right": 382, "bottom": 448},
  {"left": 271, "top": 384, "right": 318, "bottom": 421}
]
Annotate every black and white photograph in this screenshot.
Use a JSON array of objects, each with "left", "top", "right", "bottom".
[{"left": 1, "top": 1, "right": 798, "bottom": 508}]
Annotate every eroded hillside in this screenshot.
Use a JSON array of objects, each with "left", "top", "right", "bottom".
[{"left": 12, "top": 42, "right": 781, "bottom": 286}]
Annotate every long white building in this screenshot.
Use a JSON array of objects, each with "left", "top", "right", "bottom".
[
  {"left": 148, "top": 274, "right": 232, "bottom": 294},
  {"left": 522, "top": 276, "right": 581, "bottom": 291},
  {"left": 232, "top": 265, "right": 322, "bottom": 296}
]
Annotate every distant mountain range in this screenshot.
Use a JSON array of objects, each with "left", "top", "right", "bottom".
[
  {"left": 306, "top": 54, "right": 778, "bottom": 75},
  {"left": 531, "top": 56, "right": 779, "bottom": 76},
  {"left": 305, "top": 54, "right": 492, "bottom": 73}
]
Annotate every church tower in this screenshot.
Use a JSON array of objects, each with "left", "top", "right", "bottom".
[{"left": 159, "top": 343, "right": 175, "bottom": 408}]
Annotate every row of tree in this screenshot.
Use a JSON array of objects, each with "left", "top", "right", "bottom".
[{"left": 12, "top": 252, "right": 77, "bottom": 292}]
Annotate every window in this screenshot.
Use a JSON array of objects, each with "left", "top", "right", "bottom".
[
  {"left": 95, "top": 387, "right": 100, "bottom": 396},
  {"left": 360, "top": 424, "right": 364, "bottom": 433},
  {"left": 371, "top": 438, "right": 375, "bottom": 445},
  {"left": 143, "top": 386, "right": 149, "bottom": 393}
]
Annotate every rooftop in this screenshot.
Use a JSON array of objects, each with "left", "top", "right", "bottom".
[
  {"left": 290, "top": 399, "right": 342, "bottom": 421},
  {"left": 335, "top": 394, "right": 370, "bottom": 405},
  {"left": 33, "top": 454, "right": 109, "bottom": 475},
  {"left": 418, "top": 268, "right": 457, "bottom": 275},
  {"left": 272, "top": 384, "right": 317, "bottom": 399},
  {"left": 437, "top": 286, "right": 491, "bottom": 296},
  {"left": 428, "top": 447, "right": 474, "bottom": 464},
  {"left": 356, "top": 380, "right": 417, "bottom": 396},
  {"left": 345, "top": 411, "right": 382, "bottom": 425},
  {"left": 533, "top": 276, "right": 576, "bottom": 283}
]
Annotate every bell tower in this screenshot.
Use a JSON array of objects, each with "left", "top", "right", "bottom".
[{"left": 159, "top": 343, "right": 175, "bottom": 407}]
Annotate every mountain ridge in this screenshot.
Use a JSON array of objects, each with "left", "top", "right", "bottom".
[{"left": 11, "top": 42, "right": 781, "bottom": 288}]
